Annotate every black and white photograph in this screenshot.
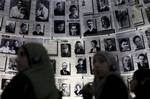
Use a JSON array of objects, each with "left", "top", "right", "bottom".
[
  {"left": 89, "top": 40, "right": 100, "bottom": 53},
  {"left": 9, "top": 0, "right": 31, "bottom": 19},
  {"left": 54, "top": 1, "right": 65, "bottom": 16},
  {"left": 96, "top": 15, "right": 115, "bottom": 34},
  {"left": 132, "top": 35, "right": 145, "bottom": 50},
  {"left": 5, "top": 55, "right": 17, "bottom": 73},
  {"left": 122, "top": 55, "right": 134, "bottom": 72},
  {"left": 0, "top": 39, "right": 14, "bottom": 54},
  {"left": 0, "top": 55, "right": 7, "bottom": 71},
  {"left": 104, "top": 38, "right": 117, "bottom": 51},
  {"left": 115, "top": 9, "right": 130, "bottom": 29},
  {"left": 68, "top": 4, "right": 79, "bottom": 19},
  {"left": 19, "top": 23, "right": 29, "bottom": 35},
  {"left": 97, "top": 0, "right": 109, "bottom": 12},
  {"left": 74, "top": 41, "right": 85, "bottom": 54},
  {"left": 36, "top": 0, "right": 49, "bottom": 22},
  {"left": 1, "top": 78, "right": 10, "bottom": 90},
  {"left": 0, "top": 16, "right": 3, "bottom": 31},
  {"left": 128, "top": 0, "right": 139, "bottom": 5},
  {"left": 5, "top": 20, "right": 16, "bottom": 33},
  {"left": 43, "top": 39, "right": 58, "bottom": 56},
  {"left": 32, "top": 24, "right": 44, "bottom": 36},
  {"left": 82, "top": 0, "right": 94, "bottom": 15},
  {"left": 89, "top": 56, "right": 93, "bottom": 74},
  {"left": 145, "top": 28, "right": 150, "bottom": 48},
  {"left": 54, "top": 20, "right": 65, "bottom": 34},
  {"left": 136, "top": 53, "right": 149, "bottom": 69},
  {"left": 59, "top": 82, "right": 70, "bottom": 96},
  {"left": 84, "top": 38, "right": 101, "bottom": 53},
  {"left": 84, "top": 19, "right": 97, "bottom": 36},
  {"left": 49, "top": 59, "right": 56, "bottom": 74},
  {"left": 0, "top": 38, "right": 22, "bottom": 54},
  {"left": 118, "top": 38, "right": 131, "bottom": 52},
  {"left": 60, "top": 62, "right": 70, "bottom": 75},
  {"left": 74, "top": 83, "right": 83, "bottom": 96},
  {"left": 145, "top": 7, "right": 150, "bottom": 23},
  {"left": 100, "top": 15, "right": 112, "bottom": 30},
  {"left": 0, "top": 0, "right": 5, "bottom": 10},
  {"left": 131, "top": 7, "right": 144, "bottom": 26},
  {"left": 75, "top": 57, "right": 87, "bottom": 74},
  {"left": 61, "top": 43, "right": 71, "bottom": 57},
  {"left": 114, "top": 0, "right": 125, "bottom": 6},
  {"left": 69, "top": 23, "right": 80, "bottom": 36},
  {"left": 143, "top": 0, "right": 150, "bottom": 4}
]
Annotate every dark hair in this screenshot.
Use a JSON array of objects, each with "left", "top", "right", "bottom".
[
  {"left": 120, "top": 39, "right": 128, "bottom": 44},
  {"left": 20, "top": 23, "right": 27, "bottom": 28},
  {"left": 56, "top": 2, "right": 61, "bottom": 6},
  {"left": 91, "top": 40, "right": 97, "bottom": 45},
  {"left": 87, "top": 19, "right": 93, "bottom": 24},
  {"left": 138, "top": 53, "right": 146, "bottom": 59},
  {"left": 78, "top": 58, "right": 83, "bottom": 63},
  {"left": 133, "top": 35, "right": 141, "bottom": 43},
  {"left": 69, "top": 5, "right": 77, "bottom": 12},
  {"left": 75, "top": 84, "right": 81, "bottom": 89}
]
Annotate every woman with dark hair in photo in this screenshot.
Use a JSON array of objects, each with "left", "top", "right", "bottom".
[
  {"left": 19, "top": 23, "right": 28, "bottom": 35},
  {"left": 1, "top": 42, "right": 59, "bottom": 99},
  {"left": 90, "top": 40, "right": 100, "bottom": 53}
]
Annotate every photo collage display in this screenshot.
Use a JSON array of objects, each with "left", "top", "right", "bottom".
[{"left": 0, "top": 0, "right": 150, "bottom": 98}]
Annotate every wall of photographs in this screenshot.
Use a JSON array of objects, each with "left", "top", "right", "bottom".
[{"left": 0, "top": 0, "right": 150, "bottom": 98}]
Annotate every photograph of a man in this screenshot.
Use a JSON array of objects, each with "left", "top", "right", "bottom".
[
  {"left": 36, "top": 0, "right": 49, "bottom": 22},
  {"left": 137, "top": 53, "right": 149, "bottom": 69},
  {"left": 104, "top": 38, "right": 117, "bottom": 51},
  {"left": 84, "top": 19, "right": 97, "bottom": 36},
  {"left": 133, "top": 35, "right": 145, "bottom": 50},
  {"left": 69, "top": 23, "right": 80, "bottom": 36},
  {"left": 74, "top": 41, "right": 85, "bottom": 54},
  {"left": 60, "top": 62, "right": 70, "bottom": 75},
  {"left": 54, "top": 2, "right": 65, "bottom": 16},
  {"left": 69, "top": 5, "right": 79, "bottom": 19},
  {"left": 59, "top": 83, "right": 70, "bottom": 96},
  {"left": 32, "top": 24, "right": 44, "bottom": 36},
  {"left": 61, "top": 44, "right": 71, "bottom": 57},
  {"left": 75, "top": 58, "right": 87, "bottom": 74},
  {"left": 122, "top": 56, "right": 134, "bottom": 72},
  {"left": 9, "top": 0, "right": 30, "bottom": 19}
]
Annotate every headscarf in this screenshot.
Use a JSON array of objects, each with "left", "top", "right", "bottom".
[{"left": 21, "top": 42, "right": 58, "bottom": 99}]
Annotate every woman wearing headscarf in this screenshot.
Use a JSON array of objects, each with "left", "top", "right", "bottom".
[
  {"left": 92, "top": 51, "right": 130, "bottom": 99},
  {"left": 1, "top": 43, "right": 59, "bottom": 99}
]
